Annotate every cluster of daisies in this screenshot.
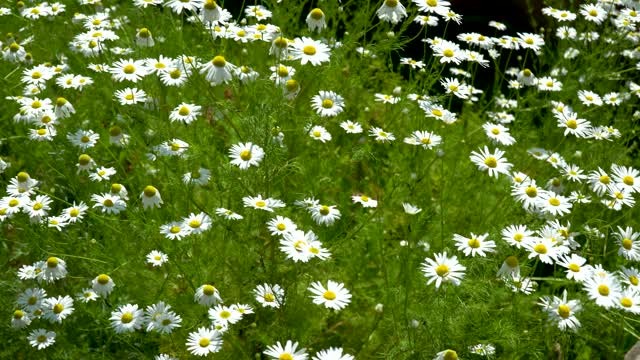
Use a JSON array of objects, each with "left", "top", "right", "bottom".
[
  {"left": 3, "top": 0, "right": 640, "bottom": 358},
  {"left": 422, "top": 221, "right": 640, "bottom": 332},
  {"left": 0, "top": 170, "right": 166, "bottom": 225},
  {"left": 0, "top": 172, "right": 87, "bottom": 228},
  {"left": 470, "top": 146, "right": 639, "bottom": 215},
  {"left": 12, "top": 257, "right": 118, "bottom": 349},
  {"left": 13, "top": 250, "right": 354, "bottom": 356}
]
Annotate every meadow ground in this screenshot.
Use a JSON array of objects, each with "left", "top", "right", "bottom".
[{"left": 1, "top": 0, "right": 640, "bottom": 359}]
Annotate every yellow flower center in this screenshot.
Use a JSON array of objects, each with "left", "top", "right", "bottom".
[
  {"left": 599, "top": 175, "right": 610, "bottom": 184},
  {"left": 467, "top": 238, "right": 481, "bottom": 248},
  {"left": 557, "top": 304, "right": 571, "bottom": 319},
  {"left": 630, "top": 275, "right": 639, "bottom": 286},
  {"left": 33, "top": 202, "right": 43, "bottom": 211},
  {"left": 169, "top": 142, "right": 181, "bottom": 152},
  {"left": 319, "top": 205, "right": 330, "bottom": 215},
  {"left": 64, "top": 209, "right": 79, "bottom": 219},
  {"left": 170, "top": 226, "right": 181, "bottom": 234},
  {"left": 52, "top": 303, "right": 64, "bottom": 314},
  {"left": 622, "top": 238, "right": 633, "bottom": 250},
  {"left": 17, "top": 172, "right": 29, "bottom": 183},
  {"left": 109, "top": 185, "right": 122, "bottom": 195},
  {"left": 276, "top": 223, "right": 286, "bottom": 231},
  {"left": 274, "top": 37, "right": 288, "bottom": 48},
  {"left": 204, "top": 0, "right": 217, "bottom": 10},
  {"left": 443, "top": 350, "right": 458, "bottom": 360},
  {"left": 14, "top": 309, "right": 24, "bottom": 319},
  {"left": 548, "top": 198, "right": 560, "bottom": 206},
  {"left": 534, "top": 244, "right": 547, "bottom": 254},
  {"left": 621, "top": 298, "right": 633, "bottom": 308},
  {"left": 505, "top": 256, "right": 519, "bottom": 268},
  {"left": 9, "top": 199, "right": 19, "bottom": 207},
  {"left": 513, "top": 233, "right": 524, "bottom": 242},
  {"left": 212, "top": 56, "right": 226, "bottom": 67},
  {"left": 598, "top": 284, "right": 610, "bottom": 296},
  {"left": 143, "top": 186, "right": 157, "bottom": 197},
  {"left": 97, "top": 274, "right": 110, "bottom": 285},
  {"left": 435, "top": 264, "right": 449, "bottom": 277},
  {"left": 286, "top": 79, "right": 299, "bottom": 92},
  {"left": 178, "top": 106, "right": 190, "bottom": 116},
  {"left": 170, "top": 69, "right": 182, "bottom": 79},
  {"left": 322, "top": 99, "right": 334, "bottom": 109},
  {"left": 189, "top": 220, "right": 201, "bottom": 228},
  {"left": 565, "top": 119, "right": 577, "bottom": 129},
  {"left": 277, "top": 65, "right": 289, "bottom": 77},
  {"left": 124, "top": 94, "right": 135, "bottom": 101},
  {"left": 568, "top": 264, "right": 580, "bottom": 272},
  {"left": 323, "top": 290, "right": 337, "bottom": 300},
  {"left": 589, "top": 9, "right": 598, "bottom": 16},
  {"left": 123, "top": 65, "right": 135, "bottom": 74},
  {"left": 303, "top": 45, "right": 317, "bottom": 55},
  {"left": 103, "top": 198, "right": 114, "bottom": 207},
  {"left": 28, "top": 296, "right": 37, "bottom": 305},
  {"left": 484, "top": 156, "right": 497, "bottom": 168},
  {"left": 255, "top": 200, "right": 266, "bottom": 207},
  {"left": 443, "top": 49, "right": 454, "bottom": 58},
  {"left": 37, "top": 335, "right": 47, "bottom": 343},
  {"left": 313, "top": 131, "right": 321, "bottom": 138},
  {"left": 36, "top": 129, "right": 47, "bottom": 136},
  {"left": 264, "top": 293, "right": 275, "bottom": 302},
  {"left": 203, "top": 285, "right": 215, "bottom": 296},
  {"left": 279, "top": 354, "right": 294, "bottom": 360},
  {"left": 107, "top": 127, "right": 121, "bottom": 139},
  {"left": 220, "top": 310, "right": 231, "bottom": 319},
  {"left": 138, "top": 28, "right": 150, "bottom": 38},
  {"left": 119, "top": 312, "right": 133, "bottom": 324},
  {"left": 78, "top": 154, "right": 92, "bottom": 166},
  {"left": 32, "top": 100, "right": 42, "bottom": 109},
  {"left": 431, "top": 109, "right": 442, "bottom": 117},
  {"left": 623, "top": 175, "right": 634, "bottom": 186},
  {"left": 240, "top": 150, "right": 252, "bottom": 161},
  {"left": 310, "top": 8, "right": 324, "bottom": 20},
  {"left": 47, "top": 257, "right": 58, "bottom": 268}
]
